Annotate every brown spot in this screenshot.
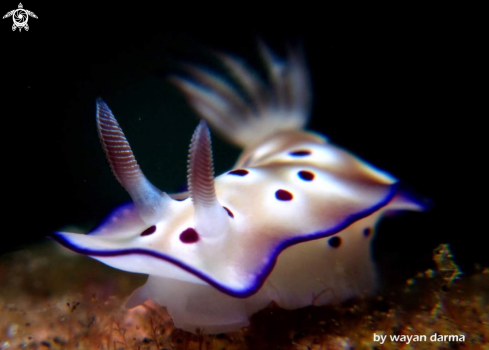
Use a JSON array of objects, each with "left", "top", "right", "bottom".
[
  {"left": 223, "top": 206, "right": 234, "bottom": 218},
  {"left": 298, "top": 170, "right": 315, "bottom": 181},
  {"left": 180, "top": 228, "right": 199, "bottom": 243},
  {"left": 328, "top": 236, "right": 341, "bottom": 248},
  {"left": 275, "top": 189, "right": 293, "bottom": 201},
  {"left": 363, "top": 227, "right": 371, "bottom": 237},
  {"left": 140, "top": 225, "right": 157, "bottom": 236},
  {"left": 228, "top": 169, "right": 249, "bottom": 176},
  {"left": 289, "top": 150, "right": 311, "bottom": 156}
]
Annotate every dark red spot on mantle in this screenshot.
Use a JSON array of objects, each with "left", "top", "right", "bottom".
[
  {"left": 289, "top": 150, "right": 311, "bottom": 156},
  {"left": 180, "top": 228, "right": 199, "bottom": 243},
  {"left": 298, "top": 170, "right": 315, "bottom": 181},
  {"left": 328, "top": 236, "right": 341, "bottom": 248},
  {"left": 363, "top": 227, "right": 371, "bottom": 237},
  {"left": 228, "top": 169, "right": 249, "bottom": 176},
  {"left": 223, "top": 206, "right": 234, "bottom": 218},
  {"left": 275, "top": 189, "right": 293, "bottom": 201},
  {"left": 140, "top": 225, "right": 156, "bottom": 236}
]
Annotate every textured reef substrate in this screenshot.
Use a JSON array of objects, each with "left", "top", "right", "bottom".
[{"left": 0, "top": 242, "right": 487, "bottom": 350}]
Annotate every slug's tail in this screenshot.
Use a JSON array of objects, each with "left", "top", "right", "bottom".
[{"left": 171, "top": 42, "right": 312, "bottom": 148}]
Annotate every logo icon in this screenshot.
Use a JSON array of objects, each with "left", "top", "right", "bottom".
[{"left": 3, "top": 3, "right": 37, "bottom": 32}]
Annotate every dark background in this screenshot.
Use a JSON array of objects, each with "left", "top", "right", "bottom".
[{"left": 0, "top": 6, "right": 482, "bottom": 281}]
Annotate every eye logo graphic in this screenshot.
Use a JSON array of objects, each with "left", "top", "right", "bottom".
[{"left": 3, "top": 3, "right": 37, "bottom": 32}]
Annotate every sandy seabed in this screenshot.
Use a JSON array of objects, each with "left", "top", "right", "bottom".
[{"left": 0, "top": 242, "right": 487, "bottom": 350}]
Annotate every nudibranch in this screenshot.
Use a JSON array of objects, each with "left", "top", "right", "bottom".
[{"left": 52, "top": 44, "right": 426, "bottom": 333}]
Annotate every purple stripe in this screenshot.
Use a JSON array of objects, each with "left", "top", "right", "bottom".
[{"left": 50, "top": 183, "right": 399, "bottom": 298}]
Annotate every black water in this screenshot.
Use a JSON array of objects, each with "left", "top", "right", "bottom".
[{"left": 1, "top": 7, "right": 482, "bottom": 280}]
